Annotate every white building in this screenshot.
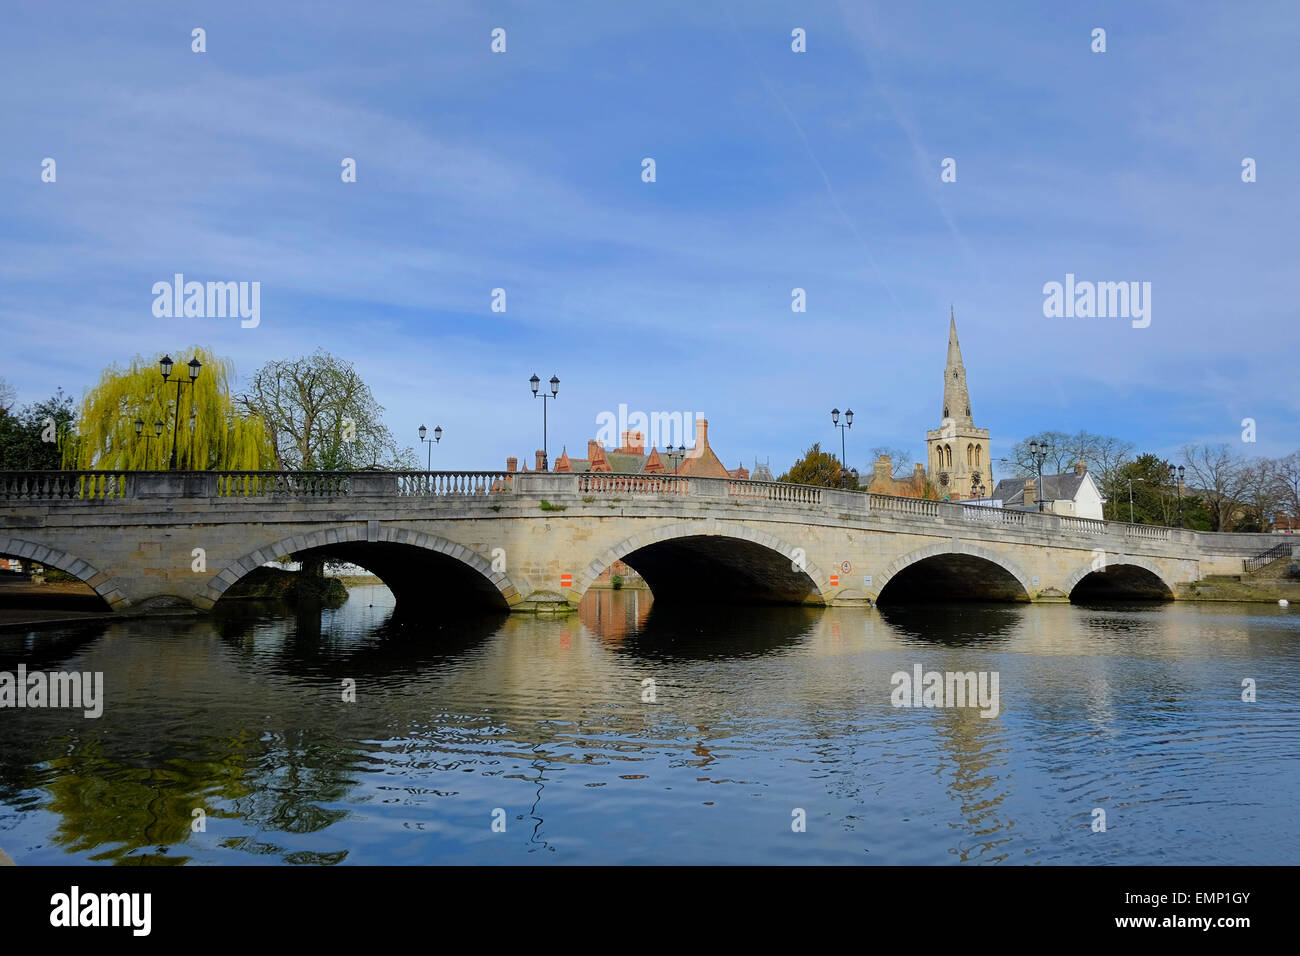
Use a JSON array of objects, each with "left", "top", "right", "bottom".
[{"left": 989, "top": 462, "right": 1105, "bottom": 520}]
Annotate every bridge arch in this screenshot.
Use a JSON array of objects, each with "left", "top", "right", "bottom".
[
  {"left": 573, "top": 521, "right": 830, "bottom": 607},
  {"left": 0, "top": 535, "right": 122, "bottom": 609},
  {"left": 207, "top": 525, "right": 521, "bottom": 611},
  {"left": 1064, "top": 555, "right": 1174, "bottom": 601},
  {"left": 874, "top": 542, "right": 1033, "bottom": 604}
]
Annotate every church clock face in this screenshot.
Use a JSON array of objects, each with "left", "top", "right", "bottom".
[{"left": 938, "top": 473, "right": 949, "bottom": 486}]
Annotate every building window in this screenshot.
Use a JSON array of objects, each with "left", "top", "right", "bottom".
[
  {"left": 966, "top": 443, "right": 973, "bottom": 467},
  {"left": 944, "top": 445, "right": 952, "bottom": 468},
  {"left": 975, "top": 444, "right": 982, "bottom": 466}
]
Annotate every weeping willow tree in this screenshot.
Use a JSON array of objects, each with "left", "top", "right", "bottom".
[{"left": 69, "top": 347, "right": 273, "bottom": 470}]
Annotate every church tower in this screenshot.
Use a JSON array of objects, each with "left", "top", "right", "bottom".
[{"left": 925, "top": 311, "right": 992, "bottom": 500}]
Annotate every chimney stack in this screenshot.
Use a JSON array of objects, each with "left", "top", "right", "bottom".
[
  {"left": 506, "top": 456, "right": 517, "bottom": 473},
  {"left": 1024, "top": 478, "right": 1037, "bottom": 509},
  {"left": 1075, "top": 460, "right": 1087, "bottom": 475},
  {"left": 535, "top": 450, "right": 546, "bottom": 472}
]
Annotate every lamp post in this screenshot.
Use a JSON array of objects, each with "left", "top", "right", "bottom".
[
  {"left": 1027, "top": 439, "right": 1050, "bottom": 512},
  {"left": 1168, "top": 464, "right": 1185, "bottom": 528},
  {"left": 831, "top": 407, "right": 853, "bottom": 488},
  {"left": 134, "top": 417, "right": 165, "bottom": 468},
  {"left": 665, "top": 444, "right": 687, "bottom": 472},
  {"left": 418, "top": 424, "right": 442, "bottom": 470},
  {"left": 970, "top": 472, "right": 987, "bottom": 500},
  {"left": 530, "top": 374, "right": 559, "bottom": 471},
  {"left": 159, "top": 355, "right": 201, "bottom": 470}
]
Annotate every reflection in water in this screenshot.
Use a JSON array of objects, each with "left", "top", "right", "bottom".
[
  {"left": 0, "top": 586, "right": 1297, "bottom": 865},
  {"left": 611, "top": 600, "right": 820, "bottom": 660},
  {"left": 876, "top": 602, "right": 1021, "bottom": 646}
]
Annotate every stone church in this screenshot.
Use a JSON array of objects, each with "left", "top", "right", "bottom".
[
  {"left": 924, "top": 312, "right": 992, "bottom": 500},
  {"left": 866, "top": 311, "right": 992, "bottom": 501}
]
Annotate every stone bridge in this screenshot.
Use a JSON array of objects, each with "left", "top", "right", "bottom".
[{"left": 0, "top": 470, "right": 1283, "bottom": 614}]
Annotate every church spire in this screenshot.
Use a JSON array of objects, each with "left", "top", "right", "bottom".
[{"left": 942, "top": 310, "right": 973, "bottom": 425}]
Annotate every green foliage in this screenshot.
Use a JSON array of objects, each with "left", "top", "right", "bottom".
[
  {"left": 611, "top": 574, "right": 623, "bottom": 590},
  {"left": 539, "top": 499, "right": 566, "bottom": 511},
  {"left": 0, "top": 389, "right": 76, "bottom": 469},
  {"left": 41, "top": 568, "right": 82, "bottom": 584},
  {"left": 71, "top": 347, "right": 272, "bottom": 471},
  {"left": 779, "top": 442, "right": 858, "bottom": 489},
  {"left": 223, "top": 566, "right": 347, "bottom": 606},
  {"left": 1113, "top": 453, "right": 1210, "bottom": 528}
]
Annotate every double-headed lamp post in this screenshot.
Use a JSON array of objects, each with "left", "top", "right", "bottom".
[
  {"left": 831, "top": 407, "right": 853, "bottom": 488},
  {"left": 134, "top": 417, "right": 165, "bottom": 468},
  {"left": 970, "top": 473, "right": 987, "bottom": 500},
  {"left": 665, "top": 444, "right": 687, "bottom": 472},
  {"left": 530, "top": 374, "right": 560, "bottom": 471},
  {"left": 159, "top": 355, "right": 201, "bottom": 470},
  {"left": 1168, "top": 464, "right": 1185, "bottom": 528},
  {"left": 418, "top": 424, "right": 443, "bottom": 470},
  {"left": 1027, "top": 438, "right": 1050, "bottom": 512}
]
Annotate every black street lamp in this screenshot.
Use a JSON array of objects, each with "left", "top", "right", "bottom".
[
  {"left": 970, "top": 472, "right": 987, "bottom": 499},
  {"left": 1027, "top": 439, "right": 1050, "bottom": 512},
  {"left": 831, "top": 407, "right": 853, "bottom": 488},
  {"left": 134, "top": 417, "right": 165, "bottom": 468},
  {"left": 530, "top": 374, "right": 559, "bottom": 471},
  {"left": 665, "top": 444, "right": 687, "bottom": 472},
  {"left": 1168, "top": 464, "right": 1185, "bottom": 528},
  {"left": 418, "top": 424, "right": 442, "bottom": 470},
  {"left": 159, "top": 355, "right": 201, "bottom": 470}
]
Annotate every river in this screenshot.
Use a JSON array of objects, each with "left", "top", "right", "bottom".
[{"left": 1, "top": 585, "right": 1296, "bottom": 864}]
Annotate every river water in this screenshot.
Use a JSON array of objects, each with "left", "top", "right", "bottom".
[{"left": 1, "top": 585, "right": 1296, "bottom": 865}]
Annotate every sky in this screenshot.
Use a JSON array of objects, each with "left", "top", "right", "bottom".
[{"left": 1, "top": 1, "right": 1297, "bottom": 475}]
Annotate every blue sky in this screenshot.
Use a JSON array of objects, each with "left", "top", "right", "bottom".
[{"left": 1, "top": 1, "right": 1296, "bottom": 474}]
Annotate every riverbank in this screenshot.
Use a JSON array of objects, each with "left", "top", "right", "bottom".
[{"left": 1178, "top": 577, "right": 1300, "bottom": 603}]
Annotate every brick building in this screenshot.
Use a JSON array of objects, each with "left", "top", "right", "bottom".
[{"left": 504, "top": 418, "right": 751, "bottom": 480}]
